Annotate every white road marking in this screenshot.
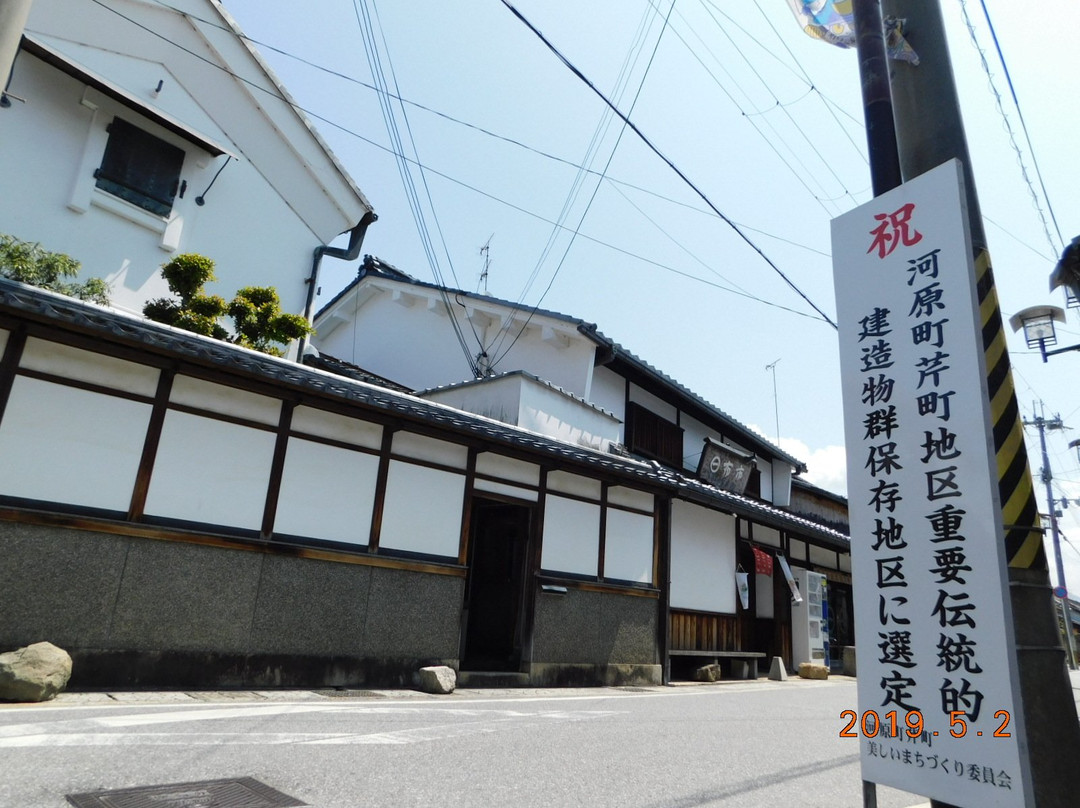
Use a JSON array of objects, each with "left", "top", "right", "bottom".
[{"left": 0, "top": 704, "right": 621, "bottom": 748}]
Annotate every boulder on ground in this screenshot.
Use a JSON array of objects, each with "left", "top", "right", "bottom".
[
  {"left": 797, "top": 662, "right": 829, "bottom": 680},
  {"left": 692, "top": 663, "right": 722, "bottom": 682},
  {"left": 0, "top": 642, "right": 72, "bottom": 702},
  {"left": 417, "top": 665, "right": 456, "bottom": 694}
]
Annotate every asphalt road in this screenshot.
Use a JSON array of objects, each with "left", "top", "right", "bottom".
[{"left": 0, "top": 676, "right": 940, "bottom": 808}]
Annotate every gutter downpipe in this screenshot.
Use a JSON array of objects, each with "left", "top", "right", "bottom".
[
  {"left": 297, "top": 209, "right": 377, "bottom": 361},
  {"left": 1, "top": 2, "right": 34, "bottom": 101}
]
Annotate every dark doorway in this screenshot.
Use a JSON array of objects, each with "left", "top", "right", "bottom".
[{"left": 461, "top": 499, "right": 532, "bottom": 671}]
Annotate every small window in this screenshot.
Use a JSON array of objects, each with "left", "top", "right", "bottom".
[
  {"left": 94, "top": 118, "right": 185, "bottom": 216},
  {"left": 626, "top": 401, "right": 683, "bottom": 468}
]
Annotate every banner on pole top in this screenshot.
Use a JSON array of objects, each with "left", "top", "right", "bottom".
[
  {"left": 785, "top": 0, "right": 855, "bottom": 48},
  {"left": 831, "top": 160, "right": 1031, "bottom": 807}
]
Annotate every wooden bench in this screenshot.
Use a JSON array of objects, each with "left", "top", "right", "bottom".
[{"left": 668, "top": 649, "right": 767, "bottom": 680}]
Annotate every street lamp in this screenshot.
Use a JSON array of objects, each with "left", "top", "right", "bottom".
[{"left": 1009, "top": 305, "right": 1080, "bottom": 362}]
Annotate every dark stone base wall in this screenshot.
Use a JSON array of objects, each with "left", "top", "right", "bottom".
[
  {"left": 530, "top": 586, "right": 660, "bottom": 686},
  {"left": 0, "top": 522, "right": 464, "bottom": 690}
]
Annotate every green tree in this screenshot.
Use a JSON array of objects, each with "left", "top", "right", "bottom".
[
  {"left": 0, "top": 234, "right": 109, "bottom": 305},
  {"left": 143, "top": 254, "right": 312, "bottom": 356}
]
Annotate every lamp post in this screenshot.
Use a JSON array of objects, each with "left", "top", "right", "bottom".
[{"left": 1009, "top": 305, "right": 1080, "bottom": 362}]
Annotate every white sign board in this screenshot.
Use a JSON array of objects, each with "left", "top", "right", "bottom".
[{"left": 832, "top": 160, "right": 1030, "bottom": 806}]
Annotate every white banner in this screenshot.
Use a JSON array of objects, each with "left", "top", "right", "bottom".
[{"left": 831, "top": 160, "right": 1030, "bottom": 807}]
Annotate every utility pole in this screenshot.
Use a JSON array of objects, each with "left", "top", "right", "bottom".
[
  {"left": 872, "top": 2, "right": 1080, "bottom": 806},
  {"left": 1024, "top": 406, "right": 1077, "bottom": 670}
]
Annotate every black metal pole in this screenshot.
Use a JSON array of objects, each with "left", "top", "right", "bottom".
[
  {"left": 850, "top": 7, "right": 897, "bottom": 807},
  {"left": 852, "top": 0, "right": 901, "bottom": 196}
]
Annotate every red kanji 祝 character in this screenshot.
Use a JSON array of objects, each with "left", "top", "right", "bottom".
[{"left": 868, "top": 203, "right": 923, "bottom": 258}]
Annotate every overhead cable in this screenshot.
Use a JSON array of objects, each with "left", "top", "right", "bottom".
[{"left": 498, "top": 0, "right": 838, "bottom": 328}]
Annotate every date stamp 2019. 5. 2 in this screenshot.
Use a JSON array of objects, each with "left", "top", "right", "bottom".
[{"left": 839, "top": 709, "right": 1012, "bottom": 740}]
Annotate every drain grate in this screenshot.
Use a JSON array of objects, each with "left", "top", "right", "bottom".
[{"left": 66, "top": 777, "right": 307, "bottom": 808}]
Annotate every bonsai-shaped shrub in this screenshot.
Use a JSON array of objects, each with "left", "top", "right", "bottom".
[
  {"left": 0, "top": 234, "right": 109, "bottom": 305},
  {"left": 143, "top": 253, "right": 312, "bottom": 357}
]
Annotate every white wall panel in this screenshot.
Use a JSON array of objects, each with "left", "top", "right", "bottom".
[
  {"left": 144, "top": 410, "right": 275, "bottom": 529},
  {"left": 472, "top": 479, "right": 538, "bottom": 501},
  {"left": 754, "top": 525, "right": 782, "bottom": 548},
  {"left": 169, "top": 375, "right": 281, "bottom": 425},
  {"left": 669, "top": 500, "right": 736, "bottom": 613},
  {"left": 839, "top": 553, "right": 852, "bottom": 573},
  {"left": 0, "top": 329, "right": 7, "bottom": 357},
  {"left": 604, "top": 508, "right": 654, "bottom": 584},
  {"left": 20, "top": 337, "right": 159, "bottom": 397},
  {"left": 391, "top": 431, "right": 468, "bottom": 469},
  {"left": 379, "top": 461, "right": 464, "bottom": 557},
  {"left": 0, "top": 377, "right": 149, "bottom": 511},
  {"left": 809, "top": 544, "right": 838, "bottom": 569},
  {"left": 274, "top": 438, "right": 379, "bottom": 544},
  {"left": 291, "top": 405, "right": 382, "bottom": 449},
  {"left": 541, "top": 495, "right": 600, "bottom": 576},
  {"left": 789, "top": 539, "right": 807, "bottom": 561},
  {"left": 545, "top": 470, "right": 601, "bottom": 500},
  {"left": 475, "top": 452, "right": 539, "bottom": 486},
  {"left": 607, "top": 486, "right": 653, "bottom": 512}
]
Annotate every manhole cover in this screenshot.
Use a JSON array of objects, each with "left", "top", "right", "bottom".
[{"left": 66, "top": 777, "right": 307, "bottom": 808}]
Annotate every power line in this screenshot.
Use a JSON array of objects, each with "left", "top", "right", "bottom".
[
  {"left": 959, "top": 0, "right": 1062, "bottom": 257},
  {"left": 150, "top": 0, "right": 836, "bottom": 262},
  {"left": 91, "top": 0, "right": 834, "bottom": 326},
  {"left": 498, "top": 0, "right": 838, "bottom": 328}
]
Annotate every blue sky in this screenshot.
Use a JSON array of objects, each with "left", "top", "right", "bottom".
[{"left": 220, "top": 0, "right": 1080, "bottom": 591}]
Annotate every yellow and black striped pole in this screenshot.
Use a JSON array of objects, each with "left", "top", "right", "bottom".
[
  {"left": 976, "top": 250, "right": 1046, "bottom": 570},
  {"left": 880, "top": 2, "right": 1076, "bottom": 805}
]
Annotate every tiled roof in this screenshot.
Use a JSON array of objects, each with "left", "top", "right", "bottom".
[{"left": 0, "top": 278, "right": 845, "bottom": 548}]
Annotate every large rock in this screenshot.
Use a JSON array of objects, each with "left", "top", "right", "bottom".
[
  {"left": 797, "top": 662, "right": 829, "bottom": 680},
  {"left": 417, "top": 665, "right": 456, "bottom": 694},
  {"left": 0, "top": 642, "right": 73, "bottom": 702},
  {"left": 692, "top": 663, "right": 722, "bottom": 682}
]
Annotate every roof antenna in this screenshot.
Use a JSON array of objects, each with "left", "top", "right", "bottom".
[
  {"left": 478, "top": 234, "right": 493, "bottom": 294},
  {"left": 765, "top": 358, "right": 781, "bottom": 445}
]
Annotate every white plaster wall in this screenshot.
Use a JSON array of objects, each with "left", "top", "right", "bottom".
[
  {"left": 754, "top": 524, "right": 782, "bottom": 548},
  {"left": 669, "top": 500, "right": 737, "bottom": 613},
  {"left": 680, "top": 414, "right": 712, "bottom": 473},
  {"left": 316, "top": 289, "right": 598, "bottom": 396},
  {"left": 604, "top": 508, "right": 654, "bottom": 584},
  {"left": 1, "top": 52, "right": 323, "bottom": 317},
  {"left": 757, "top": 457, "right": 774, "bottom": 502},
  {"left": 628, "top": 383, "right": 678, "bottom": 423},
  {"left": 379, "top": 461, "right": 464, "bottom": 557},
  {"left": 517, "top": 381, "right": 619, "bottom": 451},
  {"left": 143, "top": 410, "right": 276, "bottom": 529},
  {"left": 316, "top": 292, "right": 480, "bottom": 389},
  {"left": 541, "top": 495, "right": 600, "bottom": 576},
  {"left": 809, "top": 544, "right": 838, "bottom": 569},
  {"left": 588, "top": 364, "right": 625, "bottom": 425},
  {"left": 771, "top": 461, "right": 793, "bottom": 507},
  {"left": 0, "top": 376, "right": 150, "bottom": 511},
  {"left": 275, "top": 439, "right": 379, "bottom": 545},
  {"left": 19, "top": 337, "right": 160, "bottom": 396},
  {"left": 421, "top": 378, "right": 521, "bottom": 427},
  {"left": 755, "top": 573, "right": 775, "bottom": 618}
]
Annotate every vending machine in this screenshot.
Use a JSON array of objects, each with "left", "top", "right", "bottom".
[{"left": 791, "top": 568, "right": 829, "bottom": 668}]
